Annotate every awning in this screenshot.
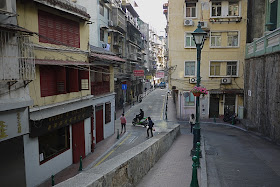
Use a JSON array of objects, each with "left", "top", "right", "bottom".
[
  {"left": 90, "top": 53, "right": 126, "bottom": 63},
  {"left": 107, "top": 29, "right": 124, "bottom": 36},
  {"left": 0, "top": 24, "right": 34, "bottom": 35},
  {"left": 35, "top": 59, "right": 91, "bottom": 66}
]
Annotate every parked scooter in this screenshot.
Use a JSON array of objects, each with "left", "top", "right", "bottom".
[{"left": 223, "top": 113, "right": 238, "bottom": 124}]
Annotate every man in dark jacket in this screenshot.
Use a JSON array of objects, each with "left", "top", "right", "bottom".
[{"left": 146, "top": 117, "right": 154, "bottom": 138}]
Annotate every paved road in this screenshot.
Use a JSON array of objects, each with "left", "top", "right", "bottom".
[
  {"left": 88, "top": 88, "right": 168, "bottom": 168},
  {"left": 202, "top": 123, "right": 280, "bottom": 187}
]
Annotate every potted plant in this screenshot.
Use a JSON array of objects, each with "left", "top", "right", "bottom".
[{"left": 190, "top": 86, "right": 208, "bottom": 97}]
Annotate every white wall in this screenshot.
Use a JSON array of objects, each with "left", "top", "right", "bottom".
[
  {"left": 91, "top": 94, "right": 115, "bottom": 142},
  {"left": 23, "top": 130, "right": 73, "bottom": 187}
]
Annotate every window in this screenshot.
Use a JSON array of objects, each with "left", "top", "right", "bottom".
[
  {"left": 228, "top": 2, "right": 239, "bottom": 16},
  {"left": 227, "top": 31, "right": 238, "bottom": 46},
  {"left": 210, "top": 32, "right": 222, "bottom": 47},
  {"left": 211, "top": 2, "right": 221, "bottom": 17},
  {"left": 40, "top": 66, "right": 89, "bottom": 97},
  {"left": 210, "top": 62, "right": 221, "bottom": 76},
  {"left": 99, "top": 2, "right": 104, "bottom": 16},
  {"left": 107, "top": 7, "right": 110, "bottom": 20},
  {"left": 185, "top": 33, "right": 195, "bottom": 48},
  {"left": 186, "top": 3, "right": 196, "bottom": 17},
  {"left": 184, "top": 92, "right": 195, "bottom": 106},
  {"left": 227, "top": 62, "right": 237, "bottom": 76},
  {"left": 268, "top": 0, "right": 278, "bottom": 31},
  {"left": 185, "top": 61, "right": 195, "bottom": 76},
  {"left": 100, "top": 29, "right": 104, "bottom": 41},
  {"left": 39, "top": 126, "right": 70, "bottom": 164},
  {"left": 38, "top": 11, "right": 80, "bottom": 48},
  {"left": 105, "top": 102, "right": 111, "bottom": 124},
  {"left": 91, "top": 66, "right": 110, "bottom": 95}
]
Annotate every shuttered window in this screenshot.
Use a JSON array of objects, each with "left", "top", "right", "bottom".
[
  {"left": 105, "top": 102, "right": 111, "bottom": 124},
  {"left": 79, "top": 69, "right": 89, "bottom": 90},
  {"left": 40, "top": 66, "right": 57, "bottom": 97},
  {"left": 38, "top": 10, "right": 80, "bottom": 48}
]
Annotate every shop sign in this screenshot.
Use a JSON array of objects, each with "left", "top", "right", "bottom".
[
  {"left": 156, "top": 71, "right": 165, "bottom": 78},
  {"left": 30, "top": 106, "right": 93, "bottom": 137},
  {"left": 0, "top": 108, "right": 29, "bottom": 142},
  {"left": 133, "top": 70, "right": 144, "bottom": 76},
  {"left": 146, "top": 75, "right": 152, "bottom": 80}
]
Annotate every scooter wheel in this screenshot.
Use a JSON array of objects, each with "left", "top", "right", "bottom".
[{"left": 132, "top": 121, "right": 136, "bottom": 126}]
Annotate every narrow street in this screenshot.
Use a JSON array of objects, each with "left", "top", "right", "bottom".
[
  {"left": 202, "top": 123, "right": 280, "bottom": 187},
  {"left": 87, "top": 88, "right": 169, "bottom": 168}
]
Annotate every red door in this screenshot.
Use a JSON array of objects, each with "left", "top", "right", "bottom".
[
  {"left": 72, "top": 121, "right": 85, "bottom": 164},
  {"left": 91, "top": 116, "right": 95, "bottom": 152},
  {"left": 95, "top": 106, "right": 104, "bottom": 143}
]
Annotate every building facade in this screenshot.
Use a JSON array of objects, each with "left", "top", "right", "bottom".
[
  {"left": 166, "top": 0, "right": 247, "bottom": 120},
  {"left": 245, "top": 0, "right": 280, "bottom": 143}
]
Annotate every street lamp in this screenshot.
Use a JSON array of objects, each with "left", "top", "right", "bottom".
[{"left": 191, "top": 22, "right": 207, "bottom": 156}]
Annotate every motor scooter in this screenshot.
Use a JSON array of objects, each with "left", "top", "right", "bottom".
[{"left": 132, "top": 115, "right": 147, "bottom": 127}]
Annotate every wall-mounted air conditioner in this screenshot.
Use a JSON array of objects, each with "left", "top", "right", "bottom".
[
  {"left": 0, "top": 0, "right": 12, "bottom": 13},
  {"left": 200, "top": 21, "right": 208, "bottom": 28},
  {"left": 221, "top": 78, "right": 232, "bottom": 84},
  {"left": 184, "top": 19, "right": 194, "bottom": 26},
  {"left": 189, "top": 77, "right": 197, "bottom": 84}
]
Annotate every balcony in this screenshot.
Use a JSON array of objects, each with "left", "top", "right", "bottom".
[
  {"left": 0, "top": 28, "right": 35, "bottom": 81},
  {"left": 246, "top": 28, "right": 280, "bottom": 59},
  {"left": 112, "top": 8, "right": 127, "bottom": 32},
  {"left": 91, "top": 82, "right": 110, "bottom": 96}
]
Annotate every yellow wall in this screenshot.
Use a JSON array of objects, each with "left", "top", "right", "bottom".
[
  {"left": 17, "top": 1, "right": 91, "bottom": 107},
  {"left": 168, "top": 0, "right": 247, "bottom": 92}
]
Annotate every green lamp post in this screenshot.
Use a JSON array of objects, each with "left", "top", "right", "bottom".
[{"left": 191, "top": 22, "right": 207, "bottom": 156}]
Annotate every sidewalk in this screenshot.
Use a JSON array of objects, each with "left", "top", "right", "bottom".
[
  {"left": 137, "top": 92, "right": 206, "bottom": 187},
  {"left": 39, "top": 90, "right": 153, "bottom": 187}
]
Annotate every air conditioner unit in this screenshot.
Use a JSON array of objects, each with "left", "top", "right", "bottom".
[
  {"left": 184, "top": 19, "right": 194, "bottom": 26},
  {"left": 189, "top": 77, "right": 197, "bottom": 84},
  {"left": 221, "top": 78, "right": 232, "bottom": 84},
  {"left": 200, "top": 21, "right": 208, "bottom": 28},
  {"left": 108, "top": 20, "right": 114, "bottom": 27},
  {"left": 0, "top": 0, "right": 12, "bottom": 13}
]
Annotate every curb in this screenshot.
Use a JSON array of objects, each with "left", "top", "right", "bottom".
[{"left": 200, "top": 135, "right": 208, "bottom": 187}]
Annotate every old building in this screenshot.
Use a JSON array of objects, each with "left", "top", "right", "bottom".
[
  {"left": 166, "top": 0, "right": 247, "bottom": 120},
  {"left": 0, "top": 0, "right": 35, "bottom": 185},
  {"left": 245, "top": 0, "right": 280, "bottom": 143}
]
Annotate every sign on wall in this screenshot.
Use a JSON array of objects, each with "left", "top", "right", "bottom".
[
  {"left": 146, "top": 75, "right": 152, "bottom": 80},
  {"left": 133, "top": 70, "right": 144, "bottom": 76},
  {"left": 156, "top": 71, "right": 165, "bottom": 78},
  {"left": 0, "top": 108, "right": 29, "bottom": 142}
]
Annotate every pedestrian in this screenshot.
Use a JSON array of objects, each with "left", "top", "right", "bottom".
[
  {"left": 146, "top": 117, "right": 154, "bottom": 138},
  {"left": 189, "top": 114, "right": 195, "bottom": 133},
  {"left": 120, "top": 113, "right": 126, "bottom": 133}
]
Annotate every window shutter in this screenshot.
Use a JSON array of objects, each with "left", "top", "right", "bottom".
[
  {"left": 68, "top": 68, "right": 79, "bottom": 92},
  {"left": 40, "top": 66, "right": 57, "bottom": 97},
  {"left": 56, "top": 67, "right": 66, "bottom": 94},
  {"left": 38, "top": 11, "right": 48, "bottom": 43},
  {"left": 79, "top": 69, "right": 89, "bottom": 90}
]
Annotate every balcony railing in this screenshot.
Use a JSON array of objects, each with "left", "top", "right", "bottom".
[
  {"left": 246, "top": 28, "right": 280, "bottom": 59},
  {"left": 112, "top": 8, "right": 126, "bottom": 32},
  {"left": 0, "top": 29, "right": 35, "bottom": 81}
]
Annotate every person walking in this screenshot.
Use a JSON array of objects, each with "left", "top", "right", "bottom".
[
  {"left": 189, "top": 114, "right": 195, "bottom": 133},
  {"left": 120, "top": 113, "right": 126, "bottom": 133},
  {"left": 146, "top": 117, "right": 154, "bottom": 138}
]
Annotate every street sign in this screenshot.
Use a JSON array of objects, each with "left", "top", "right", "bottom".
[
  {"left": 122, "top": 84, "right": 127, "bottom": 90},
  {"left": 156, "top": 71, "right": 164, "bottom": 78}
]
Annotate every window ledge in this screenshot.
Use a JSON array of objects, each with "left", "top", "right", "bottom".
[{"left": 209, "top": 46, "right": 240, "bottom": 49}]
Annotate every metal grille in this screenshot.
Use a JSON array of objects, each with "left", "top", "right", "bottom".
[{"left": 0, "top": 29, "right": 35, "bottom": 81}]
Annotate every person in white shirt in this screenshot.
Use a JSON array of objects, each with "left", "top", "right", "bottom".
[{"left": 189, "top": 114, "right": 195, "bottom": 133}]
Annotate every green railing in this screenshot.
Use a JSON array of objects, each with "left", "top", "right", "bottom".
[{"left": 246, "top": 27, "right": 280, "bottom": 59}]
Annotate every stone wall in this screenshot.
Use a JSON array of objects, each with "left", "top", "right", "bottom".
[
  {"left": 56, "top": 125, "right": 180, "bottom": 187},
  {"left": 244, "top": 52, "right": 280, "bottom": 143}
]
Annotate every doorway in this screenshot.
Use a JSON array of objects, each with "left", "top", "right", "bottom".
[
  {"left": 95, "top": 105, "right": 104, "bottom": 143},
  {"left": 72, "top": 121, "right": 85, "bottom": 163},
  {"left": 209, "top": 94, "right": 219, "bottom": 118}
]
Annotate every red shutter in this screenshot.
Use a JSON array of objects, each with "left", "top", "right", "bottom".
[
  {"left": 38, "top": 10, "right": 80, "bottom": 48},
  {"left": 67, "top": 68, "right": 79, "bottom": 92},
  {"left": 56, "top": 67, "right": 66, "bottom": 94},
  {"left": 40, "top": 66, "right": 57, "bottom": 97}
]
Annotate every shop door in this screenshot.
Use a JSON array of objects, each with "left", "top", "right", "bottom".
[
  {"left": 209, "top": 95, "right": 219, "bottom": 118},
  {"left": 72, "top": 121, "right": 85, "bottom": 163},
  {"left": 95, "top": 105, "right": 104, "bottom": 143}
]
